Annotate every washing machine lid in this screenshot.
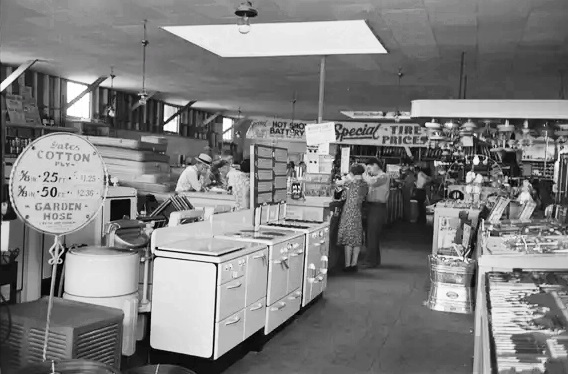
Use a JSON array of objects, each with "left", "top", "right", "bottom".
[
  {"left": 69, "top": 246, "right": 138, "bottom": 257},
  {"left": 156, "top": 238, "right": 248, "bottom": 257}
]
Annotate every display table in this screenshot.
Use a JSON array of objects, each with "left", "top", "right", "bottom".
[
  {"left": 432, "top": 204, "right": 483, "bottom": 255},
  {"left": 473, "top": 223, "right": 568, "bottom": 374}
]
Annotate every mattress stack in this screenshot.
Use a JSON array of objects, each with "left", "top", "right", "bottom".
[{"left": 86, "top": 136, "right": 175, "bottom": 194}]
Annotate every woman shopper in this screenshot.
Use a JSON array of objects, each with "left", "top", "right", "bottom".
[{"left": 337, "top": 164, "right": 369, "bottom": 272}]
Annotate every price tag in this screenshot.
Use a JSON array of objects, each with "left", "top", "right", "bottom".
[{"left": 9, "top": 133, "right": 108, "bottom": 235}]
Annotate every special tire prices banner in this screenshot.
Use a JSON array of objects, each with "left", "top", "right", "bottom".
[{"left": 9, "top": 133, "right": 108, "bottom": 235}]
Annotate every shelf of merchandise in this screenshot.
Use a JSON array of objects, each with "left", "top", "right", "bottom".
[{"left": 472, "top": 221, "right": 568, "bottom": 374}]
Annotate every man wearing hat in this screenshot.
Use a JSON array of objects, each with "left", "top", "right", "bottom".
[{"left": 175, "top": 153, "right": 212, "bottom": 192}]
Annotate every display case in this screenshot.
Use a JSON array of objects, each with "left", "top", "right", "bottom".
[
  {"left": 481, "top": 270, "right": 568, "bottom": 373},
  {"left": 473, "top": 219, "right": 568, "bottom": 374}
]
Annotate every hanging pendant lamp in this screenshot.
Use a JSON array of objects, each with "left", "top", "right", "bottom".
[
  {"left": 105, "top": 66, "right": 116, "bottom": 118},
  {"left": 138, "top": 19, "right": 149, "bottom": 106},
  {"left": 235, "top": 1, "right": 258, "bottom": 35}
]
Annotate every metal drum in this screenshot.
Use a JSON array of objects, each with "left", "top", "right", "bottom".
[
  {"left": 428, "top": 255, "right": 476, "bottom": 286},
  {"left": 18, "top": 359, "right": 120, "bottom": 374},
  {"left": 125, "top": 365, "right": 196, "bottom": 374}
]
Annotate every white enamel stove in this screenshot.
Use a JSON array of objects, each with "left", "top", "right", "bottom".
[
  {"left": 151, "top": 236, "right": 270, "bottom": 359},
  {"left": 215, "top": 224, "right": 305, "bottom": 335},
  {"left": 262, "top": 214, "right": 329, "bottom": 308}
]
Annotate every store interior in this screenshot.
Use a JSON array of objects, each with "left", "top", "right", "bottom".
[{"left": 2, "top": 1, "right": 568, "bottom": 374}]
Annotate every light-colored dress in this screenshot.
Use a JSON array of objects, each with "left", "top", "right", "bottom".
[
  {"left": 337, "top": 179, "right": 368, "bottom": 247},
  {"left": 232, "top": 172, "right": 250, "bottom": 211}
]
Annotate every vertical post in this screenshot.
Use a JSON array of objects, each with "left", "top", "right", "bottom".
[
  {"left": 318, "top": 56, "right": 326, "bottom": 123},
  {"left": 458, "top": 51, "right": 465, "bottom": 99}
]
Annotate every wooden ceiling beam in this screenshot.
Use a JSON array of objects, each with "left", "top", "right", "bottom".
[
  {"left": 164, "top": 100, "right": 197, "bottom": 126},
  {"left": 63, "top": 76, "right": 107, "bottom": 110},
  {"left": 199, "top": 111, "right": 222, "bottom": 127},
  {"left": 130, "top": 91, "right": 158, "bottom": 112},
  {"left": 0, "top": 60, "right": 38, "bottom": 93}
]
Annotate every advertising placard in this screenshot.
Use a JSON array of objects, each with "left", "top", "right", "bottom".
[{"left": 9, "top": 133, "right": 108, "bottom": 235}]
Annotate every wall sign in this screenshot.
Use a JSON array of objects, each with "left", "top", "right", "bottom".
[
  {"left": 9, "top": 133, "right": 108, "bottom": 235},
  {"left": 305, "top": 122, "right": 336, "bottom": 146},
  {"left": 334, "top": 122, "right": 429, "bottom": 147},
  {"left": 246, "top": 117, "right": 315, "bottom": 141}
]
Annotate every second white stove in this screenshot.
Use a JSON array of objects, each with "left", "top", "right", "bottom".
[
  {"left": 215, "top": 227, "right": 305, "bottom": 334},
  {"left": 261, "top": 219, "right": 330, "bottom": 307}
]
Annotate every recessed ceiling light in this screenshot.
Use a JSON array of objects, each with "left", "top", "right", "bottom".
[{"left": 162, "top": 20, "right": 387, "bottom": 58}]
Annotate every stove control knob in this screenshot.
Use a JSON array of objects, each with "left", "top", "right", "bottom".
[
  {"left": 319, "top": 231, "right": 324, "bottom": 238},
  {"left": 287, "top": 243, "right": 293, "bottom": 251},
  {"left": 324, "top": 227, "right": 329, "bottom": 233}
]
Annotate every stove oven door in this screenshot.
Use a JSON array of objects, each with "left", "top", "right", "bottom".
[
  {"left": 287, "top": 236, "right": 306, "bottom": 294},
  {"left": 267, "top": 243, "right": 289, "bottom": 306}
]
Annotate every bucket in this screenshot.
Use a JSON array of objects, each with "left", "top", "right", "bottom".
[
  {"left": 125, "top": 365, "right": 196, "bottom": 374},
  {"left": 18, "top": 359, "right": 120, "bottom": 374},
  {"left": 428, "top": 255, "right": 476, "bottom": 286}
]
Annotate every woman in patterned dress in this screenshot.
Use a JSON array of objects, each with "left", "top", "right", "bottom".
[{"left": 337, "top": 164, "right": 369, "bottom": 272}]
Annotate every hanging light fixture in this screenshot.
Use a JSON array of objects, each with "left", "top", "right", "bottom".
[
  {"left": 138, "top": 19, "right": 149, "bottom": 106},
  {"left": 394, "top": 68, "right": 404, "bottom": 123},
  {"left": 235, "top": 1, "right": 258, "bottom": 35},
  {"left": 104, "top": 66, "right": 117, "bottom": 118},
  {"left": 519, "top": 119, "right": 533, "bottom": 149}
]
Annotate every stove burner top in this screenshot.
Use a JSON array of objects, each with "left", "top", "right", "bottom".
[{"left": 267, "top": 223, "right": 311, "bottom": 229}]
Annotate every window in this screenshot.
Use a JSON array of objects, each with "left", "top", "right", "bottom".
[
  {"left": 163, "top": 104, "right": 180, "bottom": 133},
  {"left": 223, "top": 117, "right": 234, "bottom": 142},
  {"left": 66, "top": 81, "right": 91, "bottom": 119}
]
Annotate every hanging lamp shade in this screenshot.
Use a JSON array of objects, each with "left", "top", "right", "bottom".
[
  {"left": 461, "top": 118, "right": 477, "bottom": 131},
  {"left": 497, "top": 120, "right": 515, "bottom": 134},
  {"left": 443, "top": 119, "right": 459, "bottom": 130},
  {"left": 425, "top": 119, "right": 441, "bottom": 129}
]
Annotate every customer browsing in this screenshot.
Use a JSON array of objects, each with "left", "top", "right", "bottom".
[
  {"left": 175, "top": 153, "right": 212, "bottom": 192},
  {"left": 362, "top": 158, "right": 390, "bottom": 268}
]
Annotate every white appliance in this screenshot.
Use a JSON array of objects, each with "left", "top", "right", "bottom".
[
  {"left": 261, "top": 205, "right": 330, "bottom": 307},
  {"left": 215, "top": 227, "right": 305, "bottom": 335},
  {"left": 63, "top": 246, "right": 140, "bottom": 356},
  {"left": 150, "top": 237, "right": 268, "bottom": 359},
  {"left": 65, "top": 186, "right": 138, "bottom": 247}
]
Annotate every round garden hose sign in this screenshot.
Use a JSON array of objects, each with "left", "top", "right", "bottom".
[{"left": 9, "top": 133, "right": 108, "bottom": 235}]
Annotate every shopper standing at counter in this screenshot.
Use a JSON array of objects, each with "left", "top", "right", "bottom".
[
  {"left": 175, "top": 153, "right": 212, "bottom": 192},
  {"left": 414, "top": 166, "right": 432, "bottom": 224},
  {"left": 337, "top": 164, "right": 368, "bottom": 272},
  {"left": 363, "top": 158, "right": 390, "bottom": 268}
]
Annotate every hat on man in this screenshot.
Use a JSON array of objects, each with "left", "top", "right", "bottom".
[{"left": 196, "top": 153, "right": 212, "bottom": 165}]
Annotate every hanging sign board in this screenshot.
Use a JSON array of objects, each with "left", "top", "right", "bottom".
[
  {"left": 9, "top": 133, "right": 108, "bottom": 235},
  {"left": 334, "top": 122, "right": 429, "bottom": 147},
  {"left": 246, "top": 117, "right": 315, "bottom": 141},
  {"left": 305, "top": 122, "right": 336, "bottom": 146}
]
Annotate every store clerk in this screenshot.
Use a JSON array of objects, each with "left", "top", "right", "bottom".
[{"left": 175, "top": 153, "right": 212, "bottom": 192}]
